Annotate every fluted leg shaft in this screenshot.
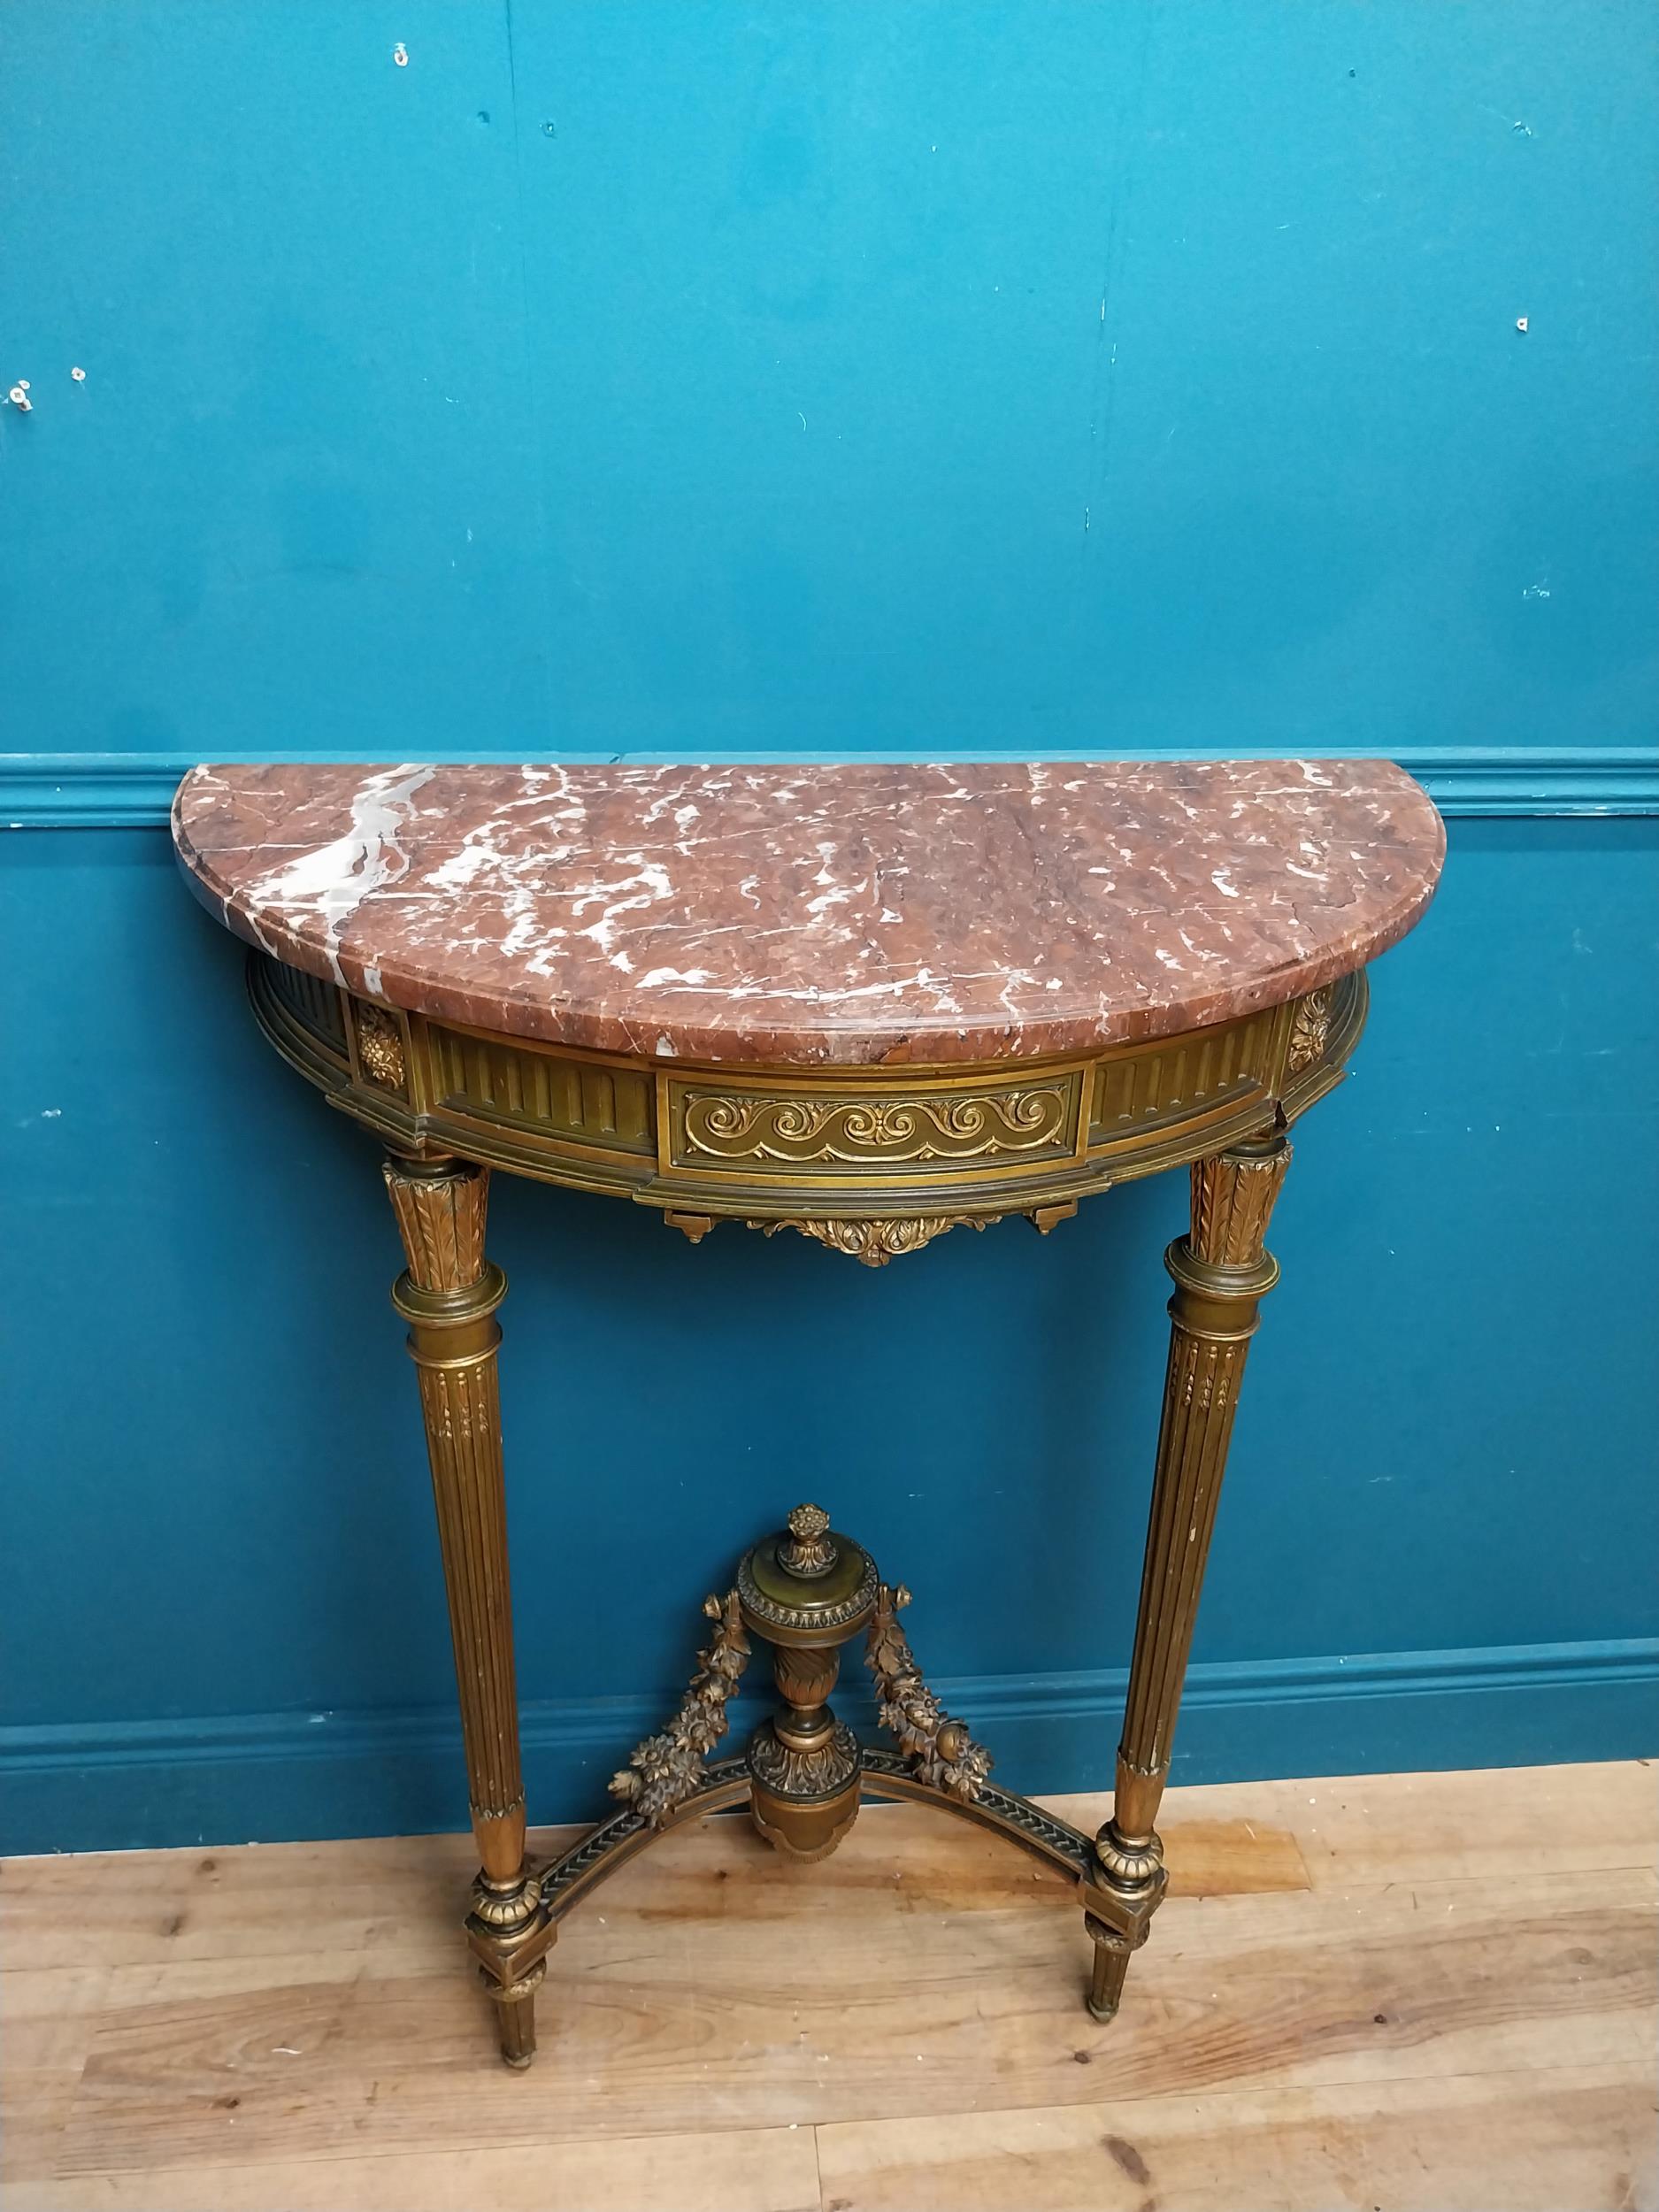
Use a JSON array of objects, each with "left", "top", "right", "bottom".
[
  {"left": 1083, "top": 1132, "right": 1291, "bottom": 2017},
  {"left": 384, "top": 1154, "right": 543, "bottom": 2065}
]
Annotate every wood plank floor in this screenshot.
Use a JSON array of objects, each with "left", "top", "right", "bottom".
[{"left": 2, "top": 1762, "right": 1653, "bottom": 2210}]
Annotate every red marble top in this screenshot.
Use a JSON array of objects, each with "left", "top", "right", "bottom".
[{"left": 172, "top": 761, "right": 1442, "bottom": 1067}]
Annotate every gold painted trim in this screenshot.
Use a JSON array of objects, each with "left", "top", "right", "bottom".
[
  {"left": 247, "top": 954, "right": 1368, "bottom": 1260},
  {"left": 660, "top": 1063, "right": 1088, "bottom": 1186}
]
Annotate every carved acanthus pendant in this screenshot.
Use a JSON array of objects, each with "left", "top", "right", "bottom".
[
  {"left": 750, "top": 1216, "right": 987, "bottom": 1267},
  {"left": 864, "top": 1584, "right": 992, "bottom": 1801},
  {"left": 609, "top": 1591, "right": 751, "bottom": 1827}
]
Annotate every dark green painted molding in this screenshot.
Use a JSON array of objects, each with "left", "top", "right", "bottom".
[{"left": 4, "top": 746, "right": 1657, "bottom": 830}]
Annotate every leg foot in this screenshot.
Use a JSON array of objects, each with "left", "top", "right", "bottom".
[
  {"left": 486, "top": 1962, "right": 544, "bottom": 2069},
  {"left": 1085, "top": 1917, "right": 1133, "bottom": 2020}
]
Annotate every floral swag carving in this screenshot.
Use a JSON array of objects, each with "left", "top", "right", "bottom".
[
  {"left": 864, "top": 1583, "right": 992, "bottom": 1801},
  {"left": 609, "top": 1592, "right": 751, "bottom": 1828}
]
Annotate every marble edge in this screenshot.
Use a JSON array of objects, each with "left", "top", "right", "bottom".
[{"left": 167, "top": 758, "right": 1444, "bottom": 1069}]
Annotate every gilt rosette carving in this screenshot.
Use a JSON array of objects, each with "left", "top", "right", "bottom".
[
  {"left": 684, "top": 1084, "right": 1071, "bottom": 1164},
  {"left": 864, "top": 1584, "right": 992, "bottom": 1801},
  {"left": 356, "top": 1002, "right": 407, "bottom": 1091},
  {"left": 609, "top": 1592, "right": 751, "bottom": 1828},
  {"left": 1286, "top": 984, "right": 1335, "bottom": 1074}
]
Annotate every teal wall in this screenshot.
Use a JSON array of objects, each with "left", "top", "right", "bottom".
[{"left": 2, "top": 3, "right": 1655, "bottom": 1852}]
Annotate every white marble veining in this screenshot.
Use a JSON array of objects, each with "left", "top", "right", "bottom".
[{"left": 173, "top": 760, "right": 1445, "bottom": 1065}]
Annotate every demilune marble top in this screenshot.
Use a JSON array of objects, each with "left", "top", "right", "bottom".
[{"left": 171, "top": 761, "right": 1444, "bottom": 1067}]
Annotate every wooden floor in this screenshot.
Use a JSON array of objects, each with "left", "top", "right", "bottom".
[{"left": 2, "top": 1761, "right": 1653, "bottom": 2211}]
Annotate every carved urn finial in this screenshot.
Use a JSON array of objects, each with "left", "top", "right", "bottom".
[{"left": 780, "top": 1502, "right": 837, "bottom": 1578}]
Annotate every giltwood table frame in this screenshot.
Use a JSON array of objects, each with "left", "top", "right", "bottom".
[{"left": 248, "top": 948, "right": 1363, "bottom": 2066}]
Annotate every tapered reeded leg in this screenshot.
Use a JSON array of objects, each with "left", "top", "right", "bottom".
[
  {"left": 1084, "top": 1132, "right": 1290, "bottom": 2017},
  {"left": 384, "top": 1154, "right": 544, "bottom": 2066}
]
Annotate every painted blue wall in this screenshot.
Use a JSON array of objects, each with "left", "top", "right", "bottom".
[{"left": 2, "top": 3, "right": 1655, "bottom": 1851}]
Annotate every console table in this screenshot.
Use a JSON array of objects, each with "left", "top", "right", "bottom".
[{"left": 173, "top": 758, "right": 1442, "bottom": 2068}]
